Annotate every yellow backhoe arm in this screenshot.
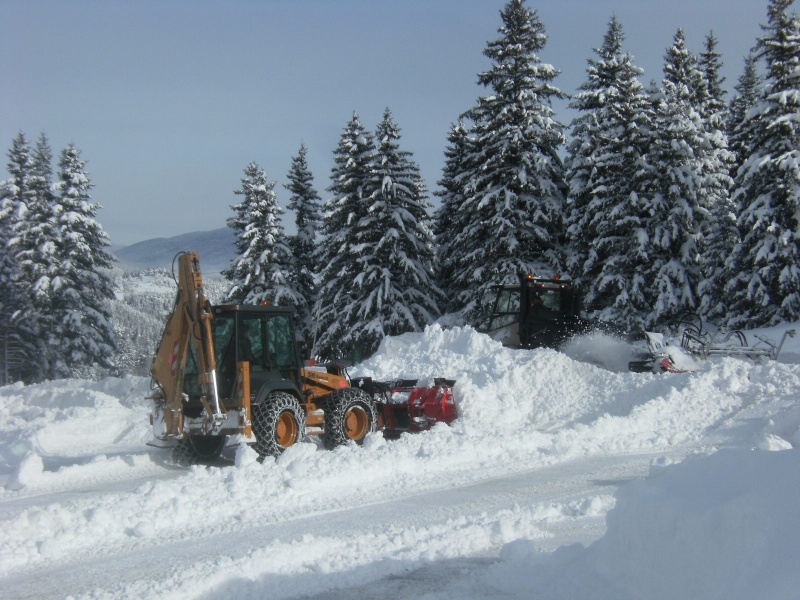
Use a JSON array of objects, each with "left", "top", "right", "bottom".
[{"left": 151, "top": 252, "right": 223, "bottom": 437}]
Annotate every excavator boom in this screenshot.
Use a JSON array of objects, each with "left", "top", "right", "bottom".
[{"left": 150, "top": 252, "right": 223, "bottom": 437}]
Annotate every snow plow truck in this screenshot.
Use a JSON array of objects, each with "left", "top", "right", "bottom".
[
  {"left": 147, "top": 252, "right": 456, "bottom": 463},
  {"left": 484, "top": 272, "right": 618, "bottom": 349}
]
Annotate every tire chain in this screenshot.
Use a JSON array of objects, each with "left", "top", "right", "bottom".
[
  {"left": 321, "top": 387, "right": 378, "bottom": 450},
  {"left": 251, "top": 391, "right": 307, "bottom": 458}
]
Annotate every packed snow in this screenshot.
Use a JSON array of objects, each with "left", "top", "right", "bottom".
[{"left": 1, "top": 323, "right": 799, "bottom": 599}]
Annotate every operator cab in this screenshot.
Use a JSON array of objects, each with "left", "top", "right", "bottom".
[
  {"left": 485, "top": 273, "right": 581, "bottom": 349},
  {"left": 182, "top": 304, "right": 300, "bottom": 410}
]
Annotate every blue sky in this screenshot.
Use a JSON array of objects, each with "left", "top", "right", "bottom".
[{"left": 2, "top": 0, "right": 768, "bottom": 247}]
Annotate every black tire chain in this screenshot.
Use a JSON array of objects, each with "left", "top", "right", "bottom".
[
  {"left": 251, "top": 391, "right": 306, "bottom": 458},
  {"left": 321, "top": 387, "right": 378, "bottom": 450}
]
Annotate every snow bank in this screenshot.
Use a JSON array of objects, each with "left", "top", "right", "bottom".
[
  {"left": 0, "top": 376, "right": 154, "bottom": 492},
  {"left": 356, "top": 324, "right": 800, "bottom": 456},
  {"left": 483, "top": 448, "right": 800, "bottom": 600}
]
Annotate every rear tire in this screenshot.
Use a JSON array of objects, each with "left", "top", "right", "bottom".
[
  {"left": 251, "top": 391, "right": 306, "bottom": 458},
  {"left": 322, "top": 388, "right": 377, "bottom": 450},
  {"left": 171, "top": 435, "right": 226, "bottom": 466}
]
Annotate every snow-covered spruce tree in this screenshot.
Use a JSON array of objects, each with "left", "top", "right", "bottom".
[
  {"left": 638, "top": 30, "right": 711, "bottom": 328},
  {"left": 346, "top": 107, "right": 440, "bottom": 355},
  {"left": 726, "top": 0, "right": 800, "bottom": 327},
  {"left": 314, "top": 113, "right": 378, "bottom": 360},
  {"left": 726, "top": 53, "right": 762, "bottom": 179},
  {"left": 224, "top": 162, "right": 300, "bottom": 307},
  {"left": 50, "top": 144, "right": 117, "bottom": 379},
  {"left": 700, "top": 187, "right": 741, "bottom": 321},
  {"left": 284, "top": 144, "right": 322, "bottom": 350},
  {"left": 29, "top": 134, "right": 56, "bottom": 214},
  {"left": 563, "top": 16, "right": 654, "bottom": 333},
  {"left": 694, "top": 32, "right": 738, "bottom": 321},
  {"left": 448, "top": 0, "right": 567, "bottom": 325},
  {"left": 695, "top": 32, "right": 727, "bottom": 119},
  {"left": 434, "top": 120, "right": 473, "bottom": 315},
  {"left": 0, "top": 134, "right": 35, "bottom": 383},
  {"left": 7, "top": 133, "right": 62, "bottom": 381},
  {"left": 0, "top": 182, "right": 20, "bottom": 384}
]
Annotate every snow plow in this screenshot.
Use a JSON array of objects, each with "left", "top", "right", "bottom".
[
  {"left": 628, "top": 314, "right": 796, "bottom": 373},
  {"left": 351, "top": 377, "right": 458, "bottom": 438},
  {"left": 147, "top": 251, "right": 456, "bottom": 463},
  {"left": 484, "top": 272, "right": 619, "bottom": 349}
]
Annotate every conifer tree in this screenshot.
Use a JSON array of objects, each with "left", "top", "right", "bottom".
[
  {"left": 347, "top": 108, "right": 440, "bottom": 352},
  {"left": 726, "top": 0, "right": 800, "bottom": 326},
  {"left": 727, "top": 53, "right": 762, "bottom": 179},
  {"left": 639, "top": 30, "right": 709, "bottom": 327},
  {"left": 50, "top": 144, "right": 117, "bottom": 378},
  {"left": 563, "top": 16, "right": 654, "bottom": 332},
  {"left": 434, "top": 120, "right": 472, "bottom": 315},
  {"left": 0, "top": 134, "right": 34, "bottom": 383},
  {"left": 700, "top": 190, "right": 740, "bottom": 321},
  {"left": 446, "top": 0, "right": 567, "bottom": 324},
  {"left": 29, "top": 133, "right": 56, "bottom": 210},
  {"left": 3, "top": 133, "right": 35, "bottom": 214},
  {"left": 285, "top": 144, "right": 322, "bottom": 349},
  {"left": 694, "top": 33, "right": 738, "bottom": 321},
  {"left": 0, "top": 183, "right": 17, "bottom": 383},
  {"left": 695, "top": 33, "right": 727, "bottom": 117},
  {"left": 224, "top": 162, "right": 299, "bottom": 307},
  {"left": 315, "top": 111, "right": 439, "bottom": 360},
  {"left": 8, "top": 133, "right": 61, "bottom": 381},
  {"left": 314, "top": 113, "right": 378, "bottom": 360}
]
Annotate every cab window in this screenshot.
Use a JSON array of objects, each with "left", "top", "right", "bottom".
[
  {"left": 213, "top": 315, "right": 235, "bottom": 368},
  {"left": 527, "top": 288, "right": 562, "bottom": 323},
  {"left": 267, "top": 314, "right": 295, "bottom": 368},
  {"left": 238, "top": 314, "right": 266, "bottom": 370},
  {"left": 183, "top": 314, "right": 235, "bottom": 401},
  {"left": 488, "top": 289, "right": 520, "bottom": 330},
  {"left": 540, "top": 289, "right": 562, "bottom": 312}
]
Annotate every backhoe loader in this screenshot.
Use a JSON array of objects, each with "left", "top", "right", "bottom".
[
  {"left": 147, "top": 251, "right": 378, "bottom": 462},
  {"left": 147, "top": 252, "right": 456, "bottom": 463}
]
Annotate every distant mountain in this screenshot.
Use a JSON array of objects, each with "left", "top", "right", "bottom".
[{"left": 113, "top": 227, "right": 235, "bottom": 274}]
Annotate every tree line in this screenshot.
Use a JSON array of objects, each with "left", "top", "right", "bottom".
[
  {"left": 1, "top": 0, "right": 798, "bottom": 380},
  {"left": 226, "top": 0, "right": 800, "bottom": 361}
]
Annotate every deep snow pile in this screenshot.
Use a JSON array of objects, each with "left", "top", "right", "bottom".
[
  {"left": 1, "top": 324, "right": 799, "bottom": 599},
  {"left": 0, "top": 376, "right": 155, "bottom": 491},
  {"left": 471, "top": 448, "right": 800, "bottom": 600}
]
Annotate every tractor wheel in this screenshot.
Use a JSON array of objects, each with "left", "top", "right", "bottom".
[
  {"left": 251, "top": 391, "right": 306, "bottom": 458},
  {"left": 171, "top": 435, "right": 226, "bottom": 466},
  {"left": 322, "top": 388, "right": 377, "bottom": 450}
]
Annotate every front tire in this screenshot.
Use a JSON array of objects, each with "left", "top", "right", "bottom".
[
  {"left": 322, "top": 388, "right": 377, "bottom": 449},
  {"left": 251, "top": 391, "right": 306, "bottom": 458}
]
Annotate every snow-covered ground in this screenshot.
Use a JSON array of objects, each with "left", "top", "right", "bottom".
[{"left": 1, "top": 323, "right": 799, "bottom": 599}]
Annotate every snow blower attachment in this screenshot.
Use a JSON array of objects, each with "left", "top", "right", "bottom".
[
  {"left": 351, "top": 378, "right": 458, "bottom": 438},
  {"left": 629, "top": 314, "right": 796, "bottom": 373},
  {"left": 147, "top": 251, "right": 457, "bottom": 464}
]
